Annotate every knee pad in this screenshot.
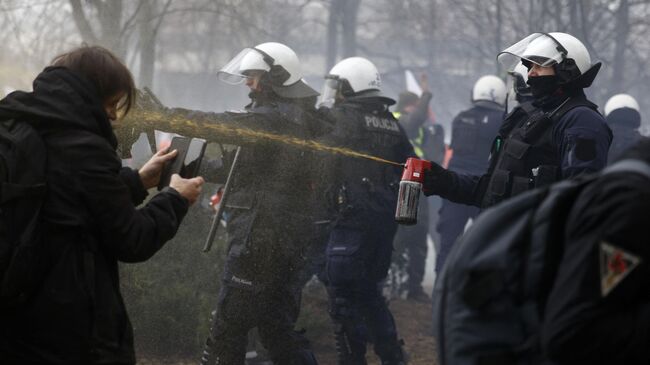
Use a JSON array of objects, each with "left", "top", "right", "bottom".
[{"left": 329, "top": 296, "right": 357, "bottom": 322}]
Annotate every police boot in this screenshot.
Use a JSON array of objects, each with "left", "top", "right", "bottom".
[
  {"left": 200, "top": 340, "right": 245, "bottom": 365},
  {"left": 199, "top": 337, "right": 222, "bottom": 365},
  {"left": 199, "top": 312, "right": 246, "bottom": 365},
  {"left": 334, "top": 323, "right": 367, "bottom": 365},
  {"left": 377, "top": 339, "right": 408, "bottom": 365}
]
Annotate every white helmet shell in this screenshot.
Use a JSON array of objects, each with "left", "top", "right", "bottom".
[
  {"left": 498, "top": 32, "right": 592, "bottom": 75},
  {"left": 509, "top": 63, "right": 529, "bottom": 84},
  {"left": 218, "top": 42, "right": 318, "bottom": 98},
  {"left": 328, "top": 57, "right": 382, "bottom": 93},
  {"left": 472, "top": 75, "right": 507, "bottom": 105},
  {"left": 604, "top": 93, "right": 640, "bottom": 117},
  {"left": 219, "top": 42, "right": 302, "bottom": 86},
  {"left": 546, "top": 32, "right": 591, "bottom": 74},
  {"left": 243, "top": 42, "right": 302, "bottom": 86}
]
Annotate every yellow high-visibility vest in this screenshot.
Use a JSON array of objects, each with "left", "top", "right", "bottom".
[{"left": 393, "top": 111, "right": 425, "bottom": 158}]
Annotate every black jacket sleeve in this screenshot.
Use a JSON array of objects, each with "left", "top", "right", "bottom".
[
  {"left": 423, "top": 166, "right": 484, "bottom": 208},
  {"left": 118, "top": 167, "right": 148, "bottom": 205},
  {"left": 541, "top": 173, "right": 650, "bottom": 364},
  {"left": 76, "top": 143, "right": 189, "bottom": 263}
]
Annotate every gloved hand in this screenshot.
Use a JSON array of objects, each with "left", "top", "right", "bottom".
[{"left": 422, "top": 161, "right": 455, "bottom": 197}]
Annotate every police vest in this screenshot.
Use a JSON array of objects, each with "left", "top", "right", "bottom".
[
  {"left": 480, "top": 97, "right": 598, "bottom": 208},
  {"left": 448, "top": 105, "right": 504, "bottom": 175}
]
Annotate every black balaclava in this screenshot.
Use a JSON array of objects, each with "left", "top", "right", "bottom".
[{"left": 527, "top": 75, "right": 560, "bottom": 99}]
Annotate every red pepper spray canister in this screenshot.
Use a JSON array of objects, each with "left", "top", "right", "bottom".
[{"left": 395, "top": 157, "right": 432, "bottom": 225}]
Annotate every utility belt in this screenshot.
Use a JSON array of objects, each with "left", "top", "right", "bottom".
[{"left": 332, "top": 177, "right": 398, "bottom": 215}]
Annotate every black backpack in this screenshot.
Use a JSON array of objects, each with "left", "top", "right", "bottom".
[
  {"left": 0, "top": 118, "right": 48, "bottom": 307},
  {"left": 432, "top": 159, "right": 650, "bottom": 365}
]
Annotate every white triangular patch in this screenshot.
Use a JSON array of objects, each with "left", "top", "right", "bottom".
[{"left": 599, "top": 241, "right": 642, "bottom": 297}]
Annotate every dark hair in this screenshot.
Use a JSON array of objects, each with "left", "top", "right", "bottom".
[{"left": 51, "top": 45, "right": 136, "bottom": 116}]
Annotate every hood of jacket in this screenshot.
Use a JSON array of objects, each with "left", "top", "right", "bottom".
[{"left": 0, "top": 66, "right": 118, "bottom": 148}]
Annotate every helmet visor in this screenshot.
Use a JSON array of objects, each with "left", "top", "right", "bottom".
[
  {"left": 217, "top": 48, "right": 270, "bottom": 85},
  {"left": 497, "top": 33, "right": 567, "bottom": 72},
  {"left": 317, "top": 76, "right": 340, "bottom": 108}
]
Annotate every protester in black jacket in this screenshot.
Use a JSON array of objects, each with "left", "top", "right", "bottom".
[
  {"left": 0, "top": 46, "right": 203, "bottom": 364},
  {"left": 541, "top": 138, "right": 650, "bottom": 364}
]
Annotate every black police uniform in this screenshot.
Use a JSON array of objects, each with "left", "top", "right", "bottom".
[
  {"left": 436, "top": 100, "right": 504, "bottom": 272},
  {"left": 171, "top": 93, "right": 325, "bottom": 365},
  {"left": 319, "top": 96, "right": 413, "bottom": 364},
  {"left": 425, "top": 91, "right": 612, "bottom": 210},
  {"left": 606, "top": 107, "right": 642, "bottom": 163},
  {"left": 541, "top": 140, "right": 650, "bottom": 364}
]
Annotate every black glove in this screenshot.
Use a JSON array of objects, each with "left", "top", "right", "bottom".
[{"left": 422, "top": 161, "right": 456, "bottom": 197}]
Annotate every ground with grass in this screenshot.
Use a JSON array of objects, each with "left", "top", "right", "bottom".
[{"left": 298, "top": 283, "right": 439, "bottom": 365}]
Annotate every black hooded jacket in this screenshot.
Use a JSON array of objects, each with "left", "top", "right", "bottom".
[{"left": 0, "top": 67, "right": 189, "bottom": 364}]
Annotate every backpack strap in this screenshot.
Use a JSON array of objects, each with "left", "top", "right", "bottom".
[{"left": 603, "top": 159, "right": 650, "bottom": 179}]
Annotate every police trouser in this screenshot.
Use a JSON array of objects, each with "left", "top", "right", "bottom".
[
  {"left": 201, "top": 224, "right": 317, "bottom": 365},
  {"left": 392, "top": 196, "right": 429, "bottom": 292},
  {"left": 436, "top": 199, "right": 480, "bottom": 273},
  {"left": 325, "top": 224, "right": 403, "bottom": 364},
  {"left": 427, "top": 195, "right": 443, "bottom": 250},
  {"left": 298, "top": 221, "right": 331, "bottom": 289}
]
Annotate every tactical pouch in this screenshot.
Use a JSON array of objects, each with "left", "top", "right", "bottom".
[
  {"left": 503, "top": 139, "right": 530, "bottom": 161},
  {"left": 488, "top": 169, "right": 510, "bottom": 197},
  {"left": 510, "top": 176, "right": 532, "bottom": 196}
]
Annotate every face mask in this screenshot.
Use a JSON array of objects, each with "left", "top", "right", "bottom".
[{"left": 527, "top": 75, "right": 559, "bottom": 99}]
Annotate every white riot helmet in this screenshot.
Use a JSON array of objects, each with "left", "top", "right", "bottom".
[
  {"left": 507, "top": 63, "right": 531, "bottom": 98},
  {"left": 604, "top": 94, "right": 640, "bottom": 117},
  {"left": 318, "top": 57, "right": 394, "bottom": 107},
  {"left": 472, "top": 75, "right": 506, "bottom": 106},
  {"left": 217, "top": 42, "right": 318, "bottom": 98},
  {"left": 497, "top": 32, "right": 600, "bottom": 88}
]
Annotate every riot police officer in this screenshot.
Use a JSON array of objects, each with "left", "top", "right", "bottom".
[
  {"left": 604, "top": 93, "right": 642, "bottom": 162},
  {"left": 423, "top": 32, "right": 612, "bottom": 211},
  {"left": 318, "top": 57, "right": 413, "bottom": 365},
  {"left": 435, "top": 75, "right": 506, "bottom": 272},
  {"left": 170, "top": 42, "right": 324, "bottom": 365}
]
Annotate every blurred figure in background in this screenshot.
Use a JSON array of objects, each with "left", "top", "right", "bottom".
[
  {"left": 435, "top": 75, "right": 506, "bottom": 273},
  {"left": 604, "top": 93, "right": 642, "bottom": 162},
  {"left": 392, "top": 73, "right": 445, "bottom": 301}
]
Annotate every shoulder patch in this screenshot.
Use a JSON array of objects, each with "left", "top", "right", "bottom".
[{"left": 599, "top": 241, "right": 642, "bottom": 297}]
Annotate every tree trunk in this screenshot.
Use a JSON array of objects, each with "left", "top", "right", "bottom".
[
  {"left": 612, "top": 0, "right": 629, "bottom": 93},
  {"left": 326, "top": 0, "right": 343, "bottom": 72},
  {"left": 341, "top": 0, "right": 361, "bottom": 58},
  {"left": 138, "top": 0, "right": 156, "bottom": 88}
]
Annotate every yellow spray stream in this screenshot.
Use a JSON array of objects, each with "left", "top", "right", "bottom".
[{"left": 117, "top": 107, "right": 404, "bottom": 167}]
